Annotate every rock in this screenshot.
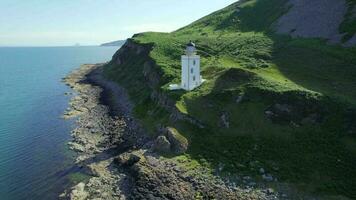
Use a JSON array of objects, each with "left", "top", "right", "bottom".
[
  {"left": 115, "top": 153, "right": 141, "bottom": 167},
  {"left": 272, "top": 166, "right": 280, "bottom": 171},
  {"left": 262, "top": 174, "right": 274, "bottom": 182},
  {"left": 153, "top": 135, "right": 171, "bottom": 153},
  {"left": 165, "top": 127, "right": 188, "bottom": 154},
  {"left": 248, "top": 182, "right": 256, "bottom": 187},
  {"left": 264, "top": 110, "right": 274, "bottom": 117},
  {"left": 266, "top": 188, "right": 274, "bottom": 195},
  {"left": 70, "top": 182, "right": 88, "bottom": 200},
  {"left": 219, "top": 112, "right": 230, "bottom": 128},
  {"left": 235, "top": 95, "right": 244, "bottom": 104},
  {"left": 68, "top": 142, "right": 86, "bottom": 153},
  {"left": 259, "top": 168, "right": 265, "bottom": 174},
  {"left": 218, "top": 163, "right": 225, "bottom": 172}
]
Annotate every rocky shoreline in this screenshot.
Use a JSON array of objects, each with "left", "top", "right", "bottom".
[{"left": 60, "top": 64, "right": 283, "bottom": 200}]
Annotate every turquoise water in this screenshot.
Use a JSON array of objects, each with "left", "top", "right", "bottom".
[{"left": 0, "top": 46, "right": 118, "bottom": 199}]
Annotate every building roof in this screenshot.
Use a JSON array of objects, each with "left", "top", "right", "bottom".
[{"left": 186, "top": 41, "right": 196, "bottom": 47}]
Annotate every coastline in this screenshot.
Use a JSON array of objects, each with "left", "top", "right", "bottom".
[
  {"left": 60, "top": 64, "right": 281, "bottom": 200},
  {"left": 61, "top": 64, "right": 129, "bottom": 199}
]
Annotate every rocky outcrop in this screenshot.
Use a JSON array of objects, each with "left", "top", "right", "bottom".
[
  {"left": 115, "top": 150, "right": 278, "bottom": 200},
  {"left": 152, "top": 135, "right": 171, "bottom": 153},
  {"left": 62, "top": 64, "right": 128, "bottom": 199},
  {"left": 165, "top": 127, "right": 188, "bottom": 154},
  {"left": 274, "top": 0, "right": 349, "bottom": 44},
  {"left": 69, "top": 183, "right": 88, "bottom": 200},
  {"left": 153, "top": 127, "right": 188, "bottom": 154},
  {"left": 143, "top": 61, "right": 161, "bottom": 89}
]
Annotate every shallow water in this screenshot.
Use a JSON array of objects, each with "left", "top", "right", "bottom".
[{"left": 0, "top": 46, "right": 118, "bottom": 199}]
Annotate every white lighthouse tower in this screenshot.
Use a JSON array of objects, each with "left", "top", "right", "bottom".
[{"left": 181, "top": 41, "right": 202, "bottom": 91}]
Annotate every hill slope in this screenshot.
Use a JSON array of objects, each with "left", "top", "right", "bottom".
[{"left": 104, "top": 0, "right": 356, "bottom": 198}]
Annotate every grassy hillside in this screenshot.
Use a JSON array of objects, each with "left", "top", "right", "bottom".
[{"left": 105, "top": 0, "right": 356, "bottom": 198}]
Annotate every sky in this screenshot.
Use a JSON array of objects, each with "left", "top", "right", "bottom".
[{"left": 0, "top": 0, "right": 237, "bottom": 46}]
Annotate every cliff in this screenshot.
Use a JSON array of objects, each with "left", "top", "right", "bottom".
[{"left": 104, "top": 0, "right": 356, "bottom": 198}]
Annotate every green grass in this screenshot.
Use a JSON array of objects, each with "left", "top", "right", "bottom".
[{"left": 105, "top": 0, "right": 356, "bottom": 198}]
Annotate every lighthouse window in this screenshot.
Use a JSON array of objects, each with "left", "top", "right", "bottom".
[
  {"left": 191, "top": 68, "right": 193, "bottom": 74},
  {"left": 193, "top": 76, "right": 196, "bottom": 81},
  {"left": 193, "top": 60, "right": 196, "bottom": 65}
]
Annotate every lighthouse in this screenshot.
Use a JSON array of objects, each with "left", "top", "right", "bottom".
[
  {"left": 181, "top": 41, "right": 202, "bottom": 91},
  {"left": 169, "top": 41, "right": 204, "bottom": 91}
]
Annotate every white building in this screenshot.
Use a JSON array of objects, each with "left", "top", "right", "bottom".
[{"left": 169, "top": 41, "right": 203, "bottom": 91}]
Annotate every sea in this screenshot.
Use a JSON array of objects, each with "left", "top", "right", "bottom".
[{"left": 0, "top": 46, "right": 119, "bottom": 200}]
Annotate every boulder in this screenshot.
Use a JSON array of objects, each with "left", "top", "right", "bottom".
[
  {"left": 262, "top": 174, "right": 274, "bottom": 182},
  {"left": 70, "top": 182, "right": 88, "bottom": 200},
  {"left": 165, "top": 127, "right": 188, "bottom": 154},
  {"left": 115, "top": 153, "right": 141, "bottom": 167},
  {"left": 153, "top": 135, "right": 171, "bottom": 153}
]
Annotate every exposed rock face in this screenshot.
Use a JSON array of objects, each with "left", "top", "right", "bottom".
[
  {"left": 143, "top": 61, "right": 161, "bottom": 89},
  {"left": 274, "top": 0, "right": 348, "bottom": 44},
  {"left": 111, "top": 39, "right": 152, "bottom": 66}
]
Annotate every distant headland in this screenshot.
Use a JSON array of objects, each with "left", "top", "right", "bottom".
[{"left": 100, "top": 40, "right": 126, "bottom": 47}]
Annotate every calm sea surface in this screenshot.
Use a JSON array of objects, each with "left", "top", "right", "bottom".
[{"left": 0, "top": 46, "right": 118, "bottom": 200}]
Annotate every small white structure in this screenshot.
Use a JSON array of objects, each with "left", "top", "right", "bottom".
[{"left": 169, "top": 41, "right": 203, "bottom": 91}]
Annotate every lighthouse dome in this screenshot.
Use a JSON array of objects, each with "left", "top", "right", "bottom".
[
  {"left": 187, "top": 41, "right": 196, "bottom": 47},
  {"left": 186, "top": 41, "right": 196, "bottom": 55}
]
